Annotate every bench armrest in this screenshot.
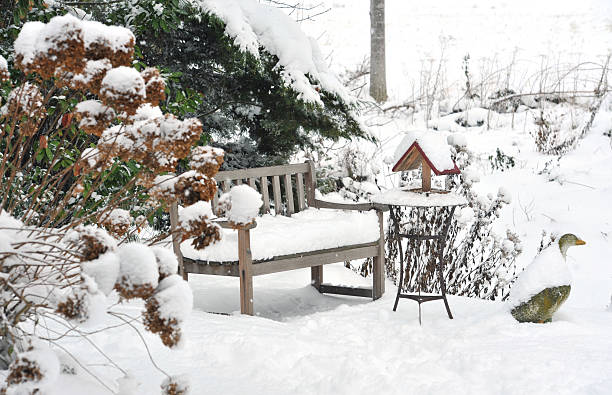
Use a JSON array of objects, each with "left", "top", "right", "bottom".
[
  {"left": 313, "top": 199, "right": 389, "bottom": 212},
  {"left": 213, "top": 219, "right": 258, "bottom": 230}
]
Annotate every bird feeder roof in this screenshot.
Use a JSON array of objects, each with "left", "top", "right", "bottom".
[{"left": 392, "top": 132, "right": 460, "bottom": 175}]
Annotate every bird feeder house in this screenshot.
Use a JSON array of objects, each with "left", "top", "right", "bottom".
[{"left": 391, "top": 132, "right": 460, "bottom": 192}]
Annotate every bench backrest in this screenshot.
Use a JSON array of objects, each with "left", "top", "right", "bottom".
[{"left": 213, "top": 161, "right": 316, "bottom": 217}]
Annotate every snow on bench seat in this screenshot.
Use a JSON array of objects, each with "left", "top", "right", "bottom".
[{"left": 181, "top": 208, "right": 379, "bottom": 263}]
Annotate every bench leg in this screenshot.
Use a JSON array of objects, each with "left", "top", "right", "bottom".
[
  {"left": 238, "top": 228, "right": 253, "bottom": 315},
  {"left": 311, "top": 266, "right": 323, "bottom": 292},
  {"left": 373, "top": 210, "right": 385, "bottom": 300}
]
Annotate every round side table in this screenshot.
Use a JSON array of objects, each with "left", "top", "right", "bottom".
[{"left": 372, "top": 188, "right": 467, "bottom": 324}]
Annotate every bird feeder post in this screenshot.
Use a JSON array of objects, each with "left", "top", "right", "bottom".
[{"left": 421, "top": 160, "right": 431, "bottom": 192}]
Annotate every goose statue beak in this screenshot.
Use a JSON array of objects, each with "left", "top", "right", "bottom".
[{"left": 576, "top": 239, "right": 586, "bottom": 245}]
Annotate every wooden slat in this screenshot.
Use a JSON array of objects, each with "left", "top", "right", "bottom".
[
  {"left": 183, "top": 258, "right": 240, "bottom": 277},
  {"left": 215, "top": 162, "right": 310, "bottom": 182},
  {"left": 296, "top": 173, "right": 305, "bottom": 211},
  {"left": 213, "top": 220, "right": 257, "bottom": 230},
  {"left": 169, "top": 201, "right": 186, "bottom": 280},
  {"left": 248, "top": 178, "right": 256, "bottom": 189},
  {"left": 238, "top": 228, "right": 253, "bottom": 315},
  {"left": 183, "top": 242, "right": 380, "bottom": 278},
  {"left": 395, "top": 148, "right": 421, "bottom": 172},
  {"left": 260, "top": 176, "right": 270, "bottom": 213},
  {"left": 311, "top": 266, "right": 322, "bottom": 291},
  {"left": 272, "top": 175, "right": 282, "bottom": 216},
  {"left": 422, "top": 160, "right": 431, "bottom": 192},
  {"left": 222, "top": 180, "right": 230, "bottom": 192},
  {"left": 305, "top": 160, "right": 316, "bottom": 207},
  {"left": 252, "top": 243, "right": 379, "bottom": 276},
  {"left": 212, "top": 191, "right": 219, "bottom": 214},
  {"left": 284, "top": 173, "right": 294, "bottom": 215},
  {"left": 319, "top": 284, "right": 373, "bottom": 298},
  {"left": 373, "top": 210, "right": 385, "bottom": 300},
  {"left": 314, "top": 199, "right": 390, "bottom": 212},
  {"left": 314, "top": 199, "right": 373, "bottom": 211}
]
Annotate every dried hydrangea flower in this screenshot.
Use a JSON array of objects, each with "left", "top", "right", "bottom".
[
  {"left": 189, "top": 146, "right": 224, "bottom": 177},
  {"left": 143, "top": 274, "right": 192, "bottom": 348},
  {"left": 141, "top": 67, "right": 166, "bottom": 106},
  {"left": 100, "top": 208, "right": 132, "bottom": 238},
  {"left": 73, "top": 100, "right": 115, "bottom": 136},
  {"left": 114, "top": 243, "right": 159, "bottom": 300},
  {"left": 70, "top": 58, "right": 113, "bottom": 95},
  {"left": 100, "top": 66, "right": 146, "bottom": 116},
  {"left": 83, "top": 21, "right": 135, "bottom": 67}
]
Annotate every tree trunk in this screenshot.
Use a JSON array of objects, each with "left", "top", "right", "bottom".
[{"left": 370, "top": 0, "right": 387, "bottom": 103}]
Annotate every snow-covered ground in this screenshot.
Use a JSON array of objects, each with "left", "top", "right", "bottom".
[
  {"left": 18, "top": 1, "right": 612, "bottom": 394},
  {"left": 54, "top": 264, "right": 612, "bottom": 394}
]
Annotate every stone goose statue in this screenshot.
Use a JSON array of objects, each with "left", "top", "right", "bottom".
[{"left": 510, "top": 234, "right": 586, "bottom": 323}]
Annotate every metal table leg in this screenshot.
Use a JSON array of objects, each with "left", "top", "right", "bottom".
[{"left": 392, "top": 205, "right": 457, "bottom": 322}]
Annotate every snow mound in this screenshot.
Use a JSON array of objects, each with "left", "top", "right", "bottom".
[
  {"left": 37, "top": 14, "right": 83, "bottom": 53},
  {"left": 105, "top": 208, "right": 131, "bottom": 227},
  {"left": 509, "top": 243, "right": 571, "bottom": 306},
  {"left": 130, "top": 103, "right": 163, "bottom": 122},
  {"left": 193, "top": 0, "right": 352, "bottom": 105}
]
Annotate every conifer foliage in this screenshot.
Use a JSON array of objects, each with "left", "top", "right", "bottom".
[{"left": 112, "top": 0, "right": 367, "bottom": 162}]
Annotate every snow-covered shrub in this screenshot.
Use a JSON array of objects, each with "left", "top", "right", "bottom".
[
  {"left": 4, "top": 346, "right": 60, "bottom": 394},
  {"left": 0, "top": 16, "right": 223, "bottom": 391},
  {"left": 488, "top": 148, "right": 516, "bottom": 172},
  {"left": 445, "top": 140, "right": 521, "bottom": 300},
  {"left": 161, "top": 374, "right": 191, "bottom": 395},
  {"left": 310, "top": 144, "right": 380, "bottom": 201},
  {"left": 532, "top": 106, "right": 588, "bottom": 155},
  {"left": 489, "top": 88, "right": 522, "bottom": 113}
]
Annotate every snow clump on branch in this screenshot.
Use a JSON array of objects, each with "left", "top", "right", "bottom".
[
  {"left": 193, "top": 0, "right": 353, "bottom": 105},
  {"left": 0, "top": 55, "right": 8, "bottom": 81},
  {"left": 217, "top": 184, "right": 263, "bottom": 227}
]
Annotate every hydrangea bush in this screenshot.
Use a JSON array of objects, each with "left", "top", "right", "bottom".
[{"left": 0, "top": 15, "right": 223, "bottom": 394}]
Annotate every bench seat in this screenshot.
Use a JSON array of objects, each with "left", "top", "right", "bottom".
[{"left": 181, "top": 208, "right": 379, "bottom": 263}]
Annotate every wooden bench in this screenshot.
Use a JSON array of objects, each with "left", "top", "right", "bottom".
[{"left": 171, "top": 161, "right": 387, "bottom": 315}]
